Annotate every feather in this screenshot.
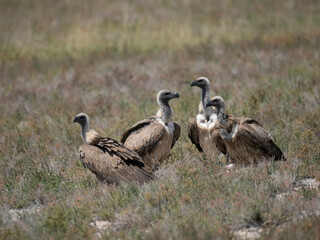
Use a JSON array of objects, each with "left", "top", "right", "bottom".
[{"left": 188, "top": 117, "right": 203, "bottom": 152}]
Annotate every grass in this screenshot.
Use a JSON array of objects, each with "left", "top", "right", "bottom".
[{"left": 0, "top": 0, "right": 320, "bottom": 239}]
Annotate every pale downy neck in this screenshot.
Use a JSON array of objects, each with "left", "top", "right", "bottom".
[
  {"left": 157, "top": 100, "right": 172, "bottom": 124},
  {"left": 201, "top": 85, "right": 211, "bottom": 117},
  {"left": 81, "top": 121, "right": 90, "bottom": 144}
]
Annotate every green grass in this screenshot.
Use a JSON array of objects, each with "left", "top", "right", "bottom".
[{"left": 1, "top": 0, "right": 320, "bottom": 239}]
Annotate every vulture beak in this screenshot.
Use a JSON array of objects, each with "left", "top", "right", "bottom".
[
  {"left": 172, "top": 92, "right": 180, "bottom": 98},
  {"left": 190, "top": 80, "right": 197, "bottom": 87},
  {"left": 73, "top": 117, "right": 78, "bottom": 123}
]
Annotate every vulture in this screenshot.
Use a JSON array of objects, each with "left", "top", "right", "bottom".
[
  {"left": 121, "top": 90, "right": 181, "bottom": 170},
  {"left": 188, "top": 77, "right": 227, "bottom": 157},
  {"left": 73, "top": 113, "right": 155, "bottom": 184},
  {"left": 206, "top": 96, "right": 286, "bottom": 165}
]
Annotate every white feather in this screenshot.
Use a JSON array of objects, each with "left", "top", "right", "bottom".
[
  {"left": 208, "top": 114, "right": 218, "bottom": 131},
  {"left": 156, "top": 118, "right": 175, "bottom": 134},
  {"left": 196, "top": 113, "right": 218, "bottom": 131}
]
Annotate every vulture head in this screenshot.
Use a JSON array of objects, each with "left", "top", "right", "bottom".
[
  {"left": 157, "top": 90, "right": 180, "bottom": 105},
  {"left": 191, "top": 77, "right": 210, "bottom": 89},
  {"left": 206, "top": 96, "right": 225, "bottom": 109},
  {"left": 74, "top": 112, "right": 98, "bottom": 144},
  {"left": 74, "top": 112, "right": 89, "bottom": 127}
]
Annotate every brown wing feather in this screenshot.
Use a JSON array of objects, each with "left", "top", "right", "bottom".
[
  {"left": 171, "top": 122, "right": 181, "bottom": 149},
  {"left": 188, "top": 117, "right": 203, "bottom": 152},
  {"left": 237, "top": 118, "right": 285, "bottom": 161},
  {"left": 91, "top": 136, "right": 146, "bottom": 166},
  {"left": 121, "top": 120, "right": 166, "bottom": 158},
  {"left": 79, "top": 144, "right": 155, "bottom": 184},
  {"left": 120, "top": 118, "right": 156, "bottom": 143}
]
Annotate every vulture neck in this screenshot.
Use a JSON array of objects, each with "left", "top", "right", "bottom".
[
  {"left": 81, "top": 121, "right": 90, "bottom": 144},
  {"left": 201, "top": 86, "right": 211, "bottom": 117},
  {"left": 216, "top": 104, "right": 228, "bottom": 126},
  {"left": 158, "top": 100, "right": 172, "bottom": 124}
]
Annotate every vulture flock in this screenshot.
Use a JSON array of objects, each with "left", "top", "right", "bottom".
[{"left": 74, "top": 77, "right": 286, "bottom": 185}]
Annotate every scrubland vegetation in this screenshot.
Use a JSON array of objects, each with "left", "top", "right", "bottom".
[{"left": 0, "top": 0, "right": 319, "bottom": 239}]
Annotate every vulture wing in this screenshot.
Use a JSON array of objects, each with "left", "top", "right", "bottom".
[
  {"left": 171, "top": 122, "right": 181, "bottom": 149},
  {"left": 187, "top": 117, "right": 203, "bottom": 152},
  {"left": 121, "top": 118, "right": 156, "bottom": 143},
  {"left": 120, "top": 118, "right": 166, "bottom": 158},
  {"left": 237, "top": 118, "right": 285, "bottom": 160},
  {"left": 79, "top": 144, "right": 155, "bottom": 184},
  {"left": 91, "top": 136, "right": 146, "bottom": 167}
]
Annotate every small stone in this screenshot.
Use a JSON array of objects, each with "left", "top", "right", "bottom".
[
  {"left": 8, "top": 205, "right": 44, "bottom": 222},
  {"left": 89, "top": 220, "right": 112, "bottom": 231},
  {"left": 298, "top": 179, "right": 319, "bottom": 188},
  {"left": 233, "top": 227, "right": 263, "bottom": 240}
]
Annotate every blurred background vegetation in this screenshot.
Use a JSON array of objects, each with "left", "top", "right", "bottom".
[
  {"left": 1, "top": 0, "right": 319, "bottom": 72},
  {"left": 0, "top": 0, "right": 319, "bottom": 239}
]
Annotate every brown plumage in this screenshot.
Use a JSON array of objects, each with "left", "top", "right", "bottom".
[
  {"left": 188, "top": 77, "right": 226, "bottom": 158},
  {"left": 188, "top": 116, "right": 202, "bottom": 152},
  {"left": 74, "top": 113, "right": 155, "bottom": 184},
  {"left": 206, "top": 96, "right": 286, "bottom": 165},
  {"left": 121, "top": 90, "right": 181, "bottom": 170}
]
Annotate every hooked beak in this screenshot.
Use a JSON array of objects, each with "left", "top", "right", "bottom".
[
  {"left": 172, "top": 92, "right": 180, "bottom": 98},
  {"left": 191, "top": 80, "right": 197, "bottom": 87}
]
